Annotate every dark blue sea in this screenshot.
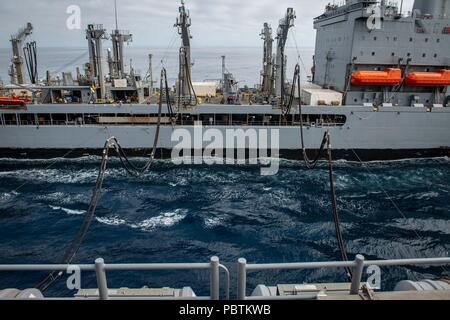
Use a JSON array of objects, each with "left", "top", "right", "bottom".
[{"left": 0, "top": 157, "right": 449, "bottom": 298}]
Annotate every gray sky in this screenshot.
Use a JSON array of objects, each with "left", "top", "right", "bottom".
[{"left": 0, "top": 0, "right": 415, "bottom": 48}]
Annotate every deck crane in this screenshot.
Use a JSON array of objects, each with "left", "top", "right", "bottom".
[
  {"left": 175, "top": 0, "right": 196, "bottom": 107},
  {"left": 260, "top": 23, "right": 274, "bottom": 102},
  {"left": 274, "top": 8, "right": 296, "bottom": 105},
  {"left": 9, "top": 23, "right": 33, "bottom": 85}
]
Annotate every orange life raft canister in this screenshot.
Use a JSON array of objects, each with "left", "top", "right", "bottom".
[
  {"left": 405, "top": 70, "right": 450, "bottom": 87},
  {"left": 351, "top": 68, "right": 402, "bottom": 86}
]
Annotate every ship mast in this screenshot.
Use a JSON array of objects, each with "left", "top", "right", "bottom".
[
  {"left": 275, "top": 8, "right": 296, "bottom": 103},
  {"left": 147, "top": 54, "right": 154, "bottom": 95},
  {"left": 260, "top": 22, "right": 274, "bottom": 102},
  {"left": 86, "top": 24, "right": 108, "bottom": 99},
  {"left": 175, "top": 0, "right": 195, "bottom": 106},
  {"left": 9, "top": 23, "right": 33, "bottom": 85},
  {"left": 110, "top": 0, "right": 133, "bottom": 80}
]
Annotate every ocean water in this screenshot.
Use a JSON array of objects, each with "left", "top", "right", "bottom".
[
  {"left": 0, "top": 157, "right": 449, "bottom": 298},
  {"left": 0, "top": 46, "right": 314, "bottom": 87}
]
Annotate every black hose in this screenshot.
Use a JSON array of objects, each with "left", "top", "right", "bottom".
[
  {"left": 183, "top": 49, "right": 197, "bottom": 107},
  {"left": 296, "top": 63, "right": 327, "bottom": 168},
  {"left": 326, "top": 133, "right": 352, "bottom": 280},
  {"left": 23, "top": 42, "right": 38, "bottom": 84},
  {"left": 36, "top": 139, "right": 112, "bottom": 291},
  {"left": 111, "top": 69, "right": 165, "bottom": 174},
  {"left": 445, "top": 95, "right": 450, "bottom": 108},
  {"left": 295, "top": 62, "right": 352, "bottom": 278},
  {"left": 282, "top": 64, "right": 299, "bottom": 116},
  {"left": 36, "top": 69, "right": 168, "bottom": 291}
]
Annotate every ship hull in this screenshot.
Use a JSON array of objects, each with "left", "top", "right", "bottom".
[{"left": 0, "top": 105, "right": 449, "bottom": 161}]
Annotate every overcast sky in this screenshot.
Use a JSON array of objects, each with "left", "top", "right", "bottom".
[{"left": 0, "top": 0, "right": 415, "bottom": 48}]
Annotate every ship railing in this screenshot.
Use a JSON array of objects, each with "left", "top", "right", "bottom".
[
  {"left": 3, "top": 121, "right": 346, "bottom": 128},
  {"left": 237, "top": 255, "right": 450, "bottom": 300},
  {"left": 0, "top": 257, "right": 230, "bottom": 301}
]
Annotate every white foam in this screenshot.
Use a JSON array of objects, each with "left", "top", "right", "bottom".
[
  {"left": 0, "top": 191, "right": 19, "bottom": 202},
  {"left": 49, "top": 205, "right": 86, "bottom": 215},
  {"left": 402, "top": 191, "right": 440, "bottom": 201},
  {"left": 96, "top": 216, "right": 127, "bottom": 226},
  {"left": 130, "top": 209, "right": 188, "bottom": 231},
  {"left": 204, "top": 217, "right": 225, "bottom": 228}
]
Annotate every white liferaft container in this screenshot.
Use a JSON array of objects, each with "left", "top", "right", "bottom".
[{"left": 300, "top": 88, "right": 343, "bottom": 106}]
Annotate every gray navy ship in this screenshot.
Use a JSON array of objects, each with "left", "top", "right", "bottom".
[{"left": 0, "top": 0, "right": 450, "bottom": 160}]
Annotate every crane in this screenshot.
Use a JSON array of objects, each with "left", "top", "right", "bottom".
[
  {"left": 260, "top": 23, "right": 274, "bottom": 102},
  {"left": 274, "top": 8, "right": 296, "bottom": 103},
  {"left": 9, "top": 23, "right": 33, "bottom": 85},
  {"left": 175, "top": 0, "right": 196, "bottom": 106}
]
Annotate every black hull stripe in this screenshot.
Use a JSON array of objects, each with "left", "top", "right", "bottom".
[{"left": 0, "top": 148, "right": 449, "bottom": 161}]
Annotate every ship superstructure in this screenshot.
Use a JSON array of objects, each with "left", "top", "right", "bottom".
[{"left": 313, "top": 0, "right": 450, "bottom": 107}]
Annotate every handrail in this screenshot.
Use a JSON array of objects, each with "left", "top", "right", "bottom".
[
  {"left": 1, "top": 255, "right": 448, "bottom": 300},
  {"left": 2, "top": 121, "right": 347, "bottom": 128},
  {"left": 0, "top": 256, "right": 222, "bottom": 301},
  {"left": 237, "top": 255, "right": 450, "bottom": 300},
  {"left": 219, "top": 264, "right": 231, "bottom": 300}
]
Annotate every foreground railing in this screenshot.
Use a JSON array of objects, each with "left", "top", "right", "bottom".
[
  {"left": 1, "top": 255, "right": 449, "bottom": 300},
  {"left": 237, "top": 255, "right": 450, "bottom": 300},
  {"left": 0, "top": 256, "right": 230, "bottom": 300}
]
